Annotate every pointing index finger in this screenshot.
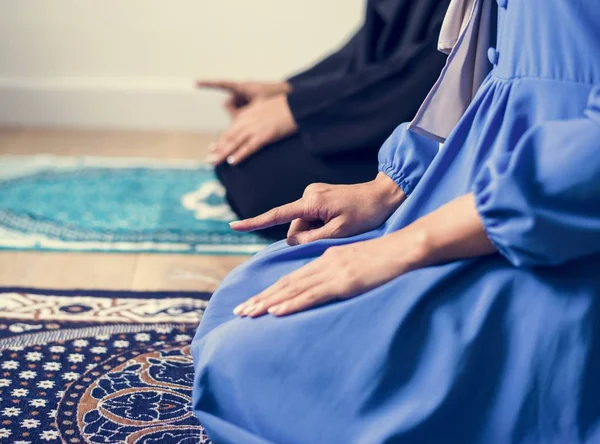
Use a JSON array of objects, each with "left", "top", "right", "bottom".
[
  {"left": 195, "top": 80, "right": 238, "bottom": 92},
  {"left": 230, "top": 200, "right": 308, "bottom": 232}
]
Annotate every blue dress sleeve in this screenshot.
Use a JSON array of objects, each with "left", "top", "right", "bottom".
[
  {"left": 474, "top": 86, "right": 600, "bottom": 267},
  {"left": 378, "top": 123, "right": 440, "bottom": 195}
]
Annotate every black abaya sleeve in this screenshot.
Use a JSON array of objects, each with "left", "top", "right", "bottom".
[
  {"left": 284, "top": 0, "right": 450, "bottom": 157},
  {"left": 286, "top": 29, "right": 363, "bottom": 86},
  {"left": 287, "top": 35, "right": 446, "bottom": 156}
]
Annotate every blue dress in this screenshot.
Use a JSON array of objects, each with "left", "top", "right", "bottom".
[{"left": 192, "top": 1, "right": 600, "bottom": 442}]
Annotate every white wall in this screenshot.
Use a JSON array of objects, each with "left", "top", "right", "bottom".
[{"left": 0, "top": 0, "right": 364, "bottom": 131}]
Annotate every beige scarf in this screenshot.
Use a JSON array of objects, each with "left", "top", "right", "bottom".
[{"left": 409, "top": 0, "right": 494, "bottom": 142}]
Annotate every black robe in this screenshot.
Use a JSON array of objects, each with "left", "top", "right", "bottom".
[
  {"left": 287, "top": 0, "right": 451, "bottom": 156},
  {"left": 217, "top": 0, "right": 451, "bottom": 238}
]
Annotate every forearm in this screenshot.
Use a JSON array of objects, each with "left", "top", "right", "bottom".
[{"left": 389, "top": 193, "right": 497, "bottom": 271}]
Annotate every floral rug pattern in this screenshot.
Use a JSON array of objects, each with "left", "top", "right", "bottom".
[{"left": 0, "top": 288, "right": 212, "bottom": 443}]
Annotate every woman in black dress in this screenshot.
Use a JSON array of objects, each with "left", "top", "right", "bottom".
[{"left": 198, "top": 0, "right": 451, "bottom": 238}]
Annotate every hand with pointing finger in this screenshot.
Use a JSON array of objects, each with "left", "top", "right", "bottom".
[
  {"left": 230, "top": 173, "right": 406, "bottom": 245},
  {"left": 206, "top": 95, "right": 298, "bottom": 166},
  {"left": 196, "top": 80, "right": 292, "bottom": 117}
]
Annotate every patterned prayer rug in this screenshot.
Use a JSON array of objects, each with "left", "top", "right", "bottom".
[
  {"left": 0, "top": 155, "right": 268, "bottom": 255},
  {"left": 0, "top": 288, "right": 213, "bottom": 443}
]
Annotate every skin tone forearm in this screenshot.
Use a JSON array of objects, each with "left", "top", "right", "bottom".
[
  {"left": 232, "top": 192, "right": 497, "bottom": 318},
  {"left": 391, "top": 193, "right": 497, "bottom": 270}
]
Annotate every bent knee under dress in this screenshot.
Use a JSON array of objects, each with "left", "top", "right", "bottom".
[{"left": 192, "top": 1, "right": 600, "bottom": 442}]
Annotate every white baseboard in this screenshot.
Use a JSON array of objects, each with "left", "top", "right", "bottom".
[{"left": 0, "top": 78, "right": 229, "bottom": 131}]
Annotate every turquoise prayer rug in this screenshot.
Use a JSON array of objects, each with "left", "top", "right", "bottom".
[
  {"left": 0, "top": 156, "right": 268, "bottom": 255},
  {"left": 0, "top": 287, "right": 213, "bottom": 444}
]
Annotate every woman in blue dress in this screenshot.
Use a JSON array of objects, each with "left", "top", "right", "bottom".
[{"left": 192, "top": 0, "right": 600, "bottom": 442}]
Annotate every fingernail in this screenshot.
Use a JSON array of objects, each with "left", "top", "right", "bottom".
[
  {"left": 227, "top": 156, "right": 236, "bottom": 165},
  {"left": 287, "top": 237, "right": 298, "bottom": 246},
  {"left": 229, "top": 220, "right": 241, "bottom": 227},
  {"left": 233, "top": 304, "right": 245, "bottom": 316},
  {"left": 242, "top": 303, "right": 256, "bottom": 316},
  {"left": 268, "top": 304, "right": 285, "bottom": 315},
  {"left": 247, "top": 302, "right": 264, "bottom": 317},
  {"left": 209, "top": 143, "right": 217, "bottom": 152},
  {"left": 206, "top": 154, "right": 218, "bottom": 164}
]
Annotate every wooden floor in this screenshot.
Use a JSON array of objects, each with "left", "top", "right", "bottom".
[{"left": 0, "top": 127, "right": 248, "bottom": 292}]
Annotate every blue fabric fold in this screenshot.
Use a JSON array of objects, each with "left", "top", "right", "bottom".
[
  {"left": 474, "top": 86, "right": 600, "bottom": 267},
  {"left": 378, "top": 123, "right": 439, "bottom": 195}
]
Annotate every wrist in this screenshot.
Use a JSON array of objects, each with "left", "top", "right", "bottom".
[
  {"left": 281, "top": 81, "right": 293, "bottom": 94},
  {"left": 372, "top": 172, "right": 406, "bottom": 210},
  {"left": 269, "top": 82, "right": 292, "bottom": 96}
]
